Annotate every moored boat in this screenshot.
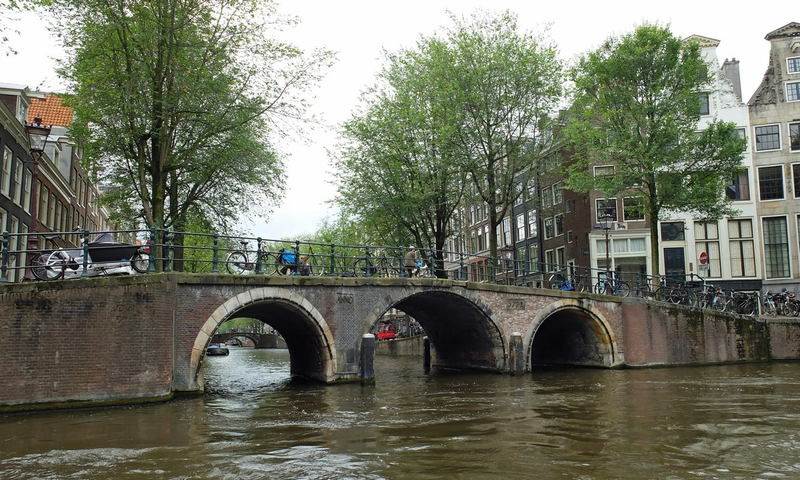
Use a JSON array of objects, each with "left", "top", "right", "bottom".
[{"left": 207, "top": 344, "right": 229, "bottom": 356}]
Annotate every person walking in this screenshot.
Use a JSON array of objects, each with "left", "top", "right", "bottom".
[{"left": 404, "top": 246, "right": 417, "bottom": 278}]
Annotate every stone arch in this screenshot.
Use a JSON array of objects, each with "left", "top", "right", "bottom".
[
  {"left": 191, "top": 287, "right": 336, "bottom": 388},
  {"left": 524, "top": 299, "right": 621, "bottom": 369},
  {"left": 363, "top": 286, "right": 507, "bottom": 372}
]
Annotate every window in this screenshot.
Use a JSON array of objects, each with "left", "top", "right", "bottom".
[
  {"left": 791, "top": 123, "right": 800, "bottom": 152},
  {"left": 695, "top": 222, "right": 721, "bottom": 278},
  {"left": 727, "top": 170, "right": 751, "bottom": 200},
  {"left": 789, "top": 56, "right": 800, "bottom": 74},
  {"left": 622, "top": 197, "right": 645, "bottom": 221},
  {"left": 528, "top": 244, "right": 539, "bottom": 272},
  {"left": 788, "top": 82, "right": 800, "bottom": 102},
  {"left": 23, "top": 170, "right": 31, "bottom": 213},
  {"left": 542, "top": 187, "right": 552, "bottom": 208},
  {"left": 758, "top": 165, "right": 784, "bottom": 201},
  {"left": 513, "top": 183, "right": 523, "bottom": 206},
  {"left": 483, "top": 225, "right": 489, "bottom": 251},
  {"left": 469, "top": 205, "right": 475, "bottom": 225},
  {"left": 763, "top": 217, "right": 790, "bottom": 278},
  {"left": 544, "top": 218, "right": 554, "bottom": 239},
  {"left": 554, "top": 214, "right": 564, "bottom": 236},
  {"left": 556, "top": 247, "right": 566, "bottom": 269},
  {"left": 1, "top": 147, "right": 11, "bottom": 197},
  {"left": 729, "top": 219, "right": 756, "bottom": 277},
  {"left": 516, "top": 214, "right": 525, "bottom": 241},
  {"left": 502, "top": 217, "right": 512, "bottom": 246},
  {"left": 12, "top": 161, "right": 22, "bottom": 206},
  {"left": 527, "top": 210, "right": 537, "bottom": 238},
  {"left": 545, "top": 249, "right": 556, "bottom": 272},
  {"left": 567, "top": 230, "right": 573, "bottom": 243},
  {"left": 594, "top": 165, "right": 614, "bottom": 177},
  {"left": 596, "top": 198, "right": 617, "bottom": 223},
  {"left": 552, "top": 182, "right": 563, "bottom": 205},
  {"left": 661, "top": 222, "right": 685, "bottom": 241},
  {"left": 755, "top": 125, "right": 781, "bottom": 152},
  {"left": 699, "top": 92, "right": 710, "bottom": 115},
  {"left": 516, "top": 247, "right": 526, "bottom": 273},
  {"left": 39, "top": 185, "right": 49, "bottom": 227}
]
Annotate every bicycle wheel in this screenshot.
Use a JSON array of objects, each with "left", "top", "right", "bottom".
[
  {"left": 30, "top": 252, "right": 60, "bottom": 280},
  {"left": 594, "top": 282, "right": 606, "bottom": 294},
  {"left": 548, "top": 274, "right": 562, "bottom": 289},
  {"left": 572, "top": 275, "right": 586, "bottom": 292},
  {"left": 639, "top": 283, "right": 652, "bottom": 299},
  {"left": 737, "top": 299, "right": 755, "bottom": 316},
  {"left": 131, "top": 252, "right": 149, "bottom": 273},
  {"left": 38, "top": 251, "right": 66, "bottom": 280},
  {"left": 713, "top": 295, "right": 728, "bottom": 312},
  {"left": 353, "top": 258, "right": 377, "bottom": 277},
  {"left": 226, "top": 251, "right": 251, "bottom": 274},
  {"left": 668, "top": 287, "right": 686, "bottom": 305},
  {"left": 616, "top": 282, "right": 630, "bottom": 297}
]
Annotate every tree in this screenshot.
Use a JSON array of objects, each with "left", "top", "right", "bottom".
[
  {"left": 334, "top": 36, "right": 467, "bottom": 276},
  {"left": 334, "top": 9, "right": 564, "bottom": 269},
  {"left": 442, "top": 10, "right": 564, "bottom": 261},
  {"left": 565, "top": 23, "right": 746, "bottom": 278},
  {"left": 46, "top": 0, "right": 334, "bottom": 255}
]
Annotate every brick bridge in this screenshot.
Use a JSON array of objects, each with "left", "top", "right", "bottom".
[{"left": 2, "top": 273, "right": 799, "bottom": 412}]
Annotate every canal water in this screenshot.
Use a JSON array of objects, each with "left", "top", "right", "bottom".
[{"left": 2, "top": 348, "right": 800, "bottom": 479}]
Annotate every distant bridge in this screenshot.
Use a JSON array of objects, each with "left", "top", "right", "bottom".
[{"left": 1, "top": 273, "right": 797, "bottom": 413}]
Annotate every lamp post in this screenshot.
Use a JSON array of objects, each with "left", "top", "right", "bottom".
[
  {"left": 24, "top": 117, "right": 52, "bottom": 251},
  {"left": 599, "top": 207, "right": 615, "bottom": 294}
]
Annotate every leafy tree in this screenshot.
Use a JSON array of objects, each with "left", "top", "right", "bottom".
[
  {"left": 334, "top": 9, "right": 564, "bottom": 271},
  {"left": 44, "top": 0, "right": 334, "bottom": 266},
  {"left": 334, "top": 35, "right": 467, "bottom": 276},
  {"left": 440, "top": 10, "right": 564, "bottom": 261},
  {"left": 565, "top": 23, "right": 746, "bottom": 278}
]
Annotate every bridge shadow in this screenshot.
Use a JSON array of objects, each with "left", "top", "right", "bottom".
[{"left": 381, "top": 290, "right": 505, "bottom": 372}]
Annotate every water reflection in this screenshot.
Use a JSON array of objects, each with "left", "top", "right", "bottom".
[{"left": 2, "top": 348, "right": 800, "bottom": 479}]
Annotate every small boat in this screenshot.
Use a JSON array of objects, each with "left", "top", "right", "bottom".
[{"left": 207, "top": 344, "right": 229, "bottom": 356}]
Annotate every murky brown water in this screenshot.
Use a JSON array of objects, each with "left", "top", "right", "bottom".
[{"left": 2, "top": 348, "right": 800, "bottom": 479}]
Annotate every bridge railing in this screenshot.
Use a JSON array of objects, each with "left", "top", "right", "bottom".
[{"left": 1, "top": 228, "right": 742, "bottom": 305}]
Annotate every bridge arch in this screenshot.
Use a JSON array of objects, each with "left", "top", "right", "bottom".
[
  {"left": 363, "top": 287, "right": 506, "bottom": 372},
  {"left": 525, "top": 299, "right": 621, "bottom": 369},
  {"left": 191, "top": 287, "right": 337, "bottom": 387}
]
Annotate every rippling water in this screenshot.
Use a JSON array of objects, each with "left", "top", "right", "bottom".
[{"left": 2, "top": 347, "right": 800, "bottom": 479}]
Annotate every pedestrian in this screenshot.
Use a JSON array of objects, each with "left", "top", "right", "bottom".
[{"left": 404, "top": 246, "right": 417, "bottom": 278}]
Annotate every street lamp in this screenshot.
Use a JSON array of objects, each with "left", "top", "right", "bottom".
[
  {"left": 24, "top": 117, "right": 52, "bottom": 251},
  {"left": 599, "top": 207, "right": 615, "bottom": 293}
]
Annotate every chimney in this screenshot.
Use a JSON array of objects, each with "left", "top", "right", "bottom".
[{"left": 722, "top": 58, "right": 743, "bottom": 103}]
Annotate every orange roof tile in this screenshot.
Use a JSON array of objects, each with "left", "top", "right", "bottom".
[{"left": 27, "top": 93, "right": 73, "bottom": 127}]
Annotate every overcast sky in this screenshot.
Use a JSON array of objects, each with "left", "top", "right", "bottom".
[{"left": 2, "top": 2, "right": 785, "bottom": 240}]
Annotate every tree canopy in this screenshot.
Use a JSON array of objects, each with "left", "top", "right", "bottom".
[
  {"left": 333, "top": 9, "right": 564, "bottom": 267},
  {"left": 565, "top": 23, "right": 746, "bottom": 277},
  {"left": 46, "top": 0, "right": 334, "bottom": 237}
]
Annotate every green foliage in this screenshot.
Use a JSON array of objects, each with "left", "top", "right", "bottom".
[
  {"left": 333, "top": 9, "right": 564, "bottom": 262},
  {"left": 565, "top": 23, "right": 746, "bottom": 275},
  {"left": 47, "top": 0, "right": 334, "bottom": 237}
]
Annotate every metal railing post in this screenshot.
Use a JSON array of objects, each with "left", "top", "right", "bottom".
[
  {"left": 212, "top": 233, "right": 219, "bottom": 273},
  {"left": 1, "top": 231, "right": 8, "bottom": 283},
  {"left": 428, "top": 246, "right": 435, "bottom": 277},
  {"left": 164, "top": 230, "right": 172, "bottom": 272},
  {"left": 364, "top": 245, "right": 372, "bottom": 277},
  {"left": 329, "top": 243, "right": 335, "bottom": 276},
  {"left": 255, "top": 238, "right": 263, "bottom": 274},
  {"left": 460, "top": 251, "right": 465, "bottom": 281},
  {"left": 148, "top": 228, "right": 156, "bottom": 273},
  {"left": 81, "top": 229, "right": 90, "bottom": 277},
  {"left": 491, "top": 256, "right": 496, "bottom": 284},
  {"left": 294, "top": 240, "right": 301, "bottom": 274}
]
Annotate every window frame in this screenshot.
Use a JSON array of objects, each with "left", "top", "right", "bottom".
[
  {"left": 758, "top": 165, "right": 785, "bottom": 201},
  {"left": 763, "top": 216, "right": 791, "bottom": 279},
  {"left": 787, "top": 81, "right": 800, "bottom": 102},
  {"left": 790, "top": 122, "right": 800, "bottom": 152},
  {"left": 755, "top": 124, "right": 781, "bottom": 152},
  {"left": 788, "top": 56, "right": 800, "bottom": 74}
]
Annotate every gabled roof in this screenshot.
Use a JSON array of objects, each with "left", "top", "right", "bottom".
[
  {"left": 27, "top": 93, "right": 72, "bottom": 127},
  {"left": 683, "top": 35, "right": 720, "bottom": 48},
  {"left": 765, "top": 22, "right": 800, "bottom": 40}
]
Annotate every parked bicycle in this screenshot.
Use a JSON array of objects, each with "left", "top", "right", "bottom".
[
  {"left": 225, "top": 240, "right": 275, "bottom": 275},
  {"left": 548, "top": 271, "right": 586, "bottom": 292},
  {"left": 594, "top": 271, "right": 630, "bottom": 297},
  {"left": 353, "top": 251, "right": 401, "bottom": 277}
]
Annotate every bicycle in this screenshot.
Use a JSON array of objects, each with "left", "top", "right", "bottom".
[
  {"left": 548, "top": 271, "right": 586, "bottom": 292},
  {"left": 353, "top": 251, "right": 402, "bottom": 278},
  {"left": 225, "top": 240, "right": 275, "bottom": 275},
  {"left": 594, "top": 272, "right": 630, "bottom": 297}
]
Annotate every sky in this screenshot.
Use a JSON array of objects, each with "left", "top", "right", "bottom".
[{"left": 1, "top": 1, "right": 786, "bottom": 240}]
